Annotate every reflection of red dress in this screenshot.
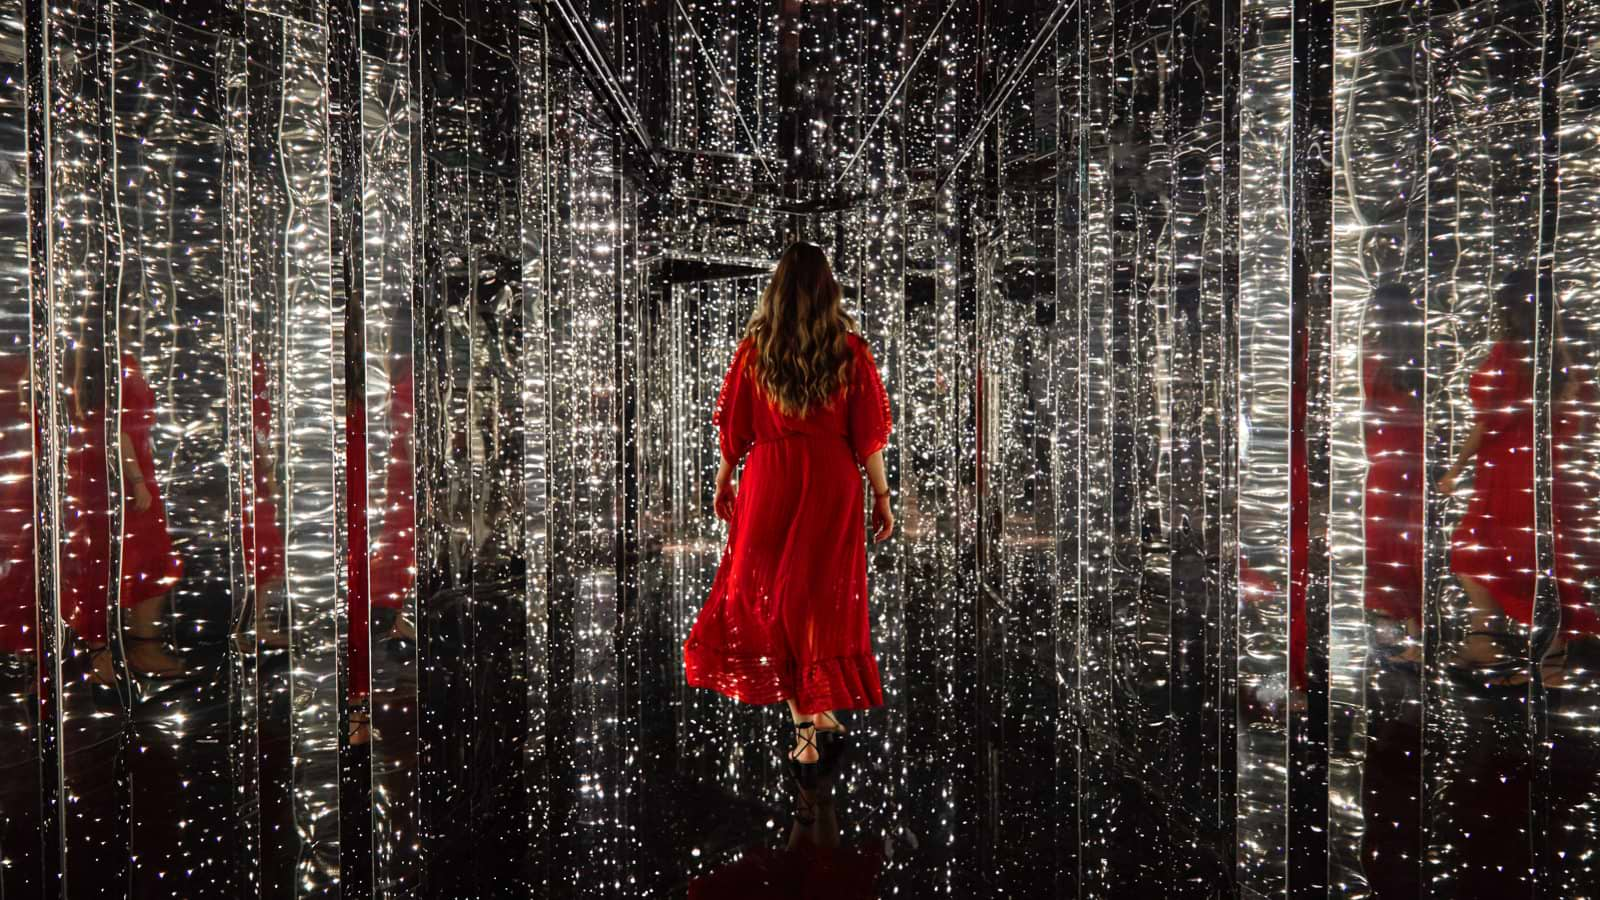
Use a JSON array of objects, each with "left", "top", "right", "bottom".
[
  {"left": 1451, "top": 340, "right": 1599, "bottom": 636},
  {"left": 366, "top": 366, "right": 415, "bottom": 613},
  {"left": 684, "top": 335, "right": 892, "bottom": 715},
  {"left": 0, "top": 356, "right": 37, "bottom": 654},
  {"left": 1362, "top": 355, "right": 1425, "bottom": 622},
  {"left": 245, "top": 353, "right": 285, "bottom": 590},
  {"left": 348, "top": 388, "right": 370, "bottom": 701},
  {"left": 62, "top": 354, "right": 184, "bottom": 645},
  {"left": 350, "top": 365, "right": 415, "bottom": 703}
]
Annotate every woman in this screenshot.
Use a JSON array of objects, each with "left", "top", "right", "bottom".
[
  {"left": 683, "top": 242, "right": 895, "bottom": 790},
  {"left": 1362, "top": 283, "right": 1426, "bottom": 666},
  {"left": 63, "top": 334, "right": 186, "bottom": 684},
  {"left": 1440, "top": 270, "right": 1598, "bottom": 686}
]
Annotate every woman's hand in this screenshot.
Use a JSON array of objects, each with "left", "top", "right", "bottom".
[
  {"left": 129, "top": 480, "right": 153, "bottom": 512},
  {"left": 871, "top": 493, "right": 895, "bottom": 543},
  {"left": 714, "top": 466, "right": 738, "bottom": 522},
  {"left": 1438, "top": 469, "right": 1459, "bottom": 497}
]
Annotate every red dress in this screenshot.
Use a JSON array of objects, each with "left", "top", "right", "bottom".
[
  {"left": 1362, "top": 355, "right": 1425, "bottom": 622},
  {"left": 1451, "top": 340, "right": 1600, "bottom": 636},
  {"left": 684, "top": 333, "right": 892, "bottom": 715},
  {"left": 62, "top": 354, "right": 185, "bottom": 645}
]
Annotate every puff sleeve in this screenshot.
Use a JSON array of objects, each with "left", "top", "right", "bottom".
[
  {"left": 714, "top": 341, "right": 756, "bottom": 464},
  {"left": 847, "top": 337, "right": 893, "bottom": 464}
]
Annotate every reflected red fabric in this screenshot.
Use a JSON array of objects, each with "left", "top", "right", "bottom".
[
  {"left": 366, "top": 365, "right": 415, "bottom": 613},
  {"left": 684, "top": 334, "right": 892, "bottom": 715},
  {"left": 1361, "top": 354, "right": 1425, "bottom": 623},
  {"left": 0, "top": 356, "right": 36, "bottom": 655},
  {"left": 352, "top": 366, "right": 416, "bottom": 703},
  {"left": 245, "top": 352, "right": 285, "bottom": 589},
  {"left": 1451, "top": 340, "right": 1600, "bottom": 636},
  {"left": 62, "top": 354, "right": 184, "bottom": 644},
  {"left": 348, "top": 388, "right": 370, "bottom": 702}
]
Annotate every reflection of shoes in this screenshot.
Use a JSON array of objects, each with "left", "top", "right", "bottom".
[
  {"left": 1383, "top": 643, "right": 1423, "bottom": 672},
  {"left": 790, "top": 780, "right": 817, "bottom": 828},
  {"left": 386, "top": 615, "right": 416, "bottom": 643},
  {"left": 1446, "top": 631, "right": 1517, "bottom": 684},
  {"left": 1492, "top": 648, "right": 1569, "bottom": 689},
  {"left": 83, "top": 646, "right": 121, "bottom": 708},
  {"left": 123, "top": 636, "right": 186, "bottom": 678},
  {"left": 349, "top": 709, "right": 375, "bottom": 746}
]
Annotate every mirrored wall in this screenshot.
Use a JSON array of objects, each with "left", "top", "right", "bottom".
[{"left": 5, "top": 0, "right": 1600, "bottom": 898}]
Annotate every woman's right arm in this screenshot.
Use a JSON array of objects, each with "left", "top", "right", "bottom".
[{"left": 863, "top": 450, "right": 894, "bottom": 542}]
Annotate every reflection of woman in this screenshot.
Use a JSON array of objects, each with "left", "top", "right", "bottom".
[
  {"left": 63, "top": 345, "right": 186, "bottom": 682},
  {"left": 246, "top": 352, "right": 288, "bottom": 648},
  {"left": 683, "top": 243, "right": 895, "bottom": 781},
  {"left": 686, "top": 769, "right": 884, "bottom": 900},
  {"left": 1440, "top": 270, "right": 1598, "bottom": 686},
  {"left": 1362, "top": 283, "right": 1426, "bottom": 665},
  {"left": 349, "top": 361, "right": 417, "bottom": 746}
]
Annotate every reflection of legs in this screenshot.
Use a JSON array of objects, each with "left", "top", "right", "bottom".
[
  {"left": 1453, "top": 574, "right": 1510, "bottom": 667},
  {"left": 786, "top": 771, "right": 841, "bottom": 851},
  {"left": 124, "top": 591, "right": 184, "bottom": 676},
  {"left": 1449, "top": 574, "right": 1569, "bottom": 686}
]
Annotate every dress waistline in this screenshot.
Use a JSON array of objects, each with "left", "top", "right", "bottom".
[{"left": 751, "top": 433, "right": 846, "bottom": 447}]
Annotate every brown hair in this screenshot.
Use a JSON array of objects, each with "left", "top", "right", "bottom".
[{"left": 744, "top": 242, "right": 857, "bottom": 417}]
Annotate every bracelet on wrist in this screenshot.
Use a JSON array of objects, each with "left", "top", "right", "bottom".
[{"left": 872, "top": 489, "right": 890, "bottom": 499}]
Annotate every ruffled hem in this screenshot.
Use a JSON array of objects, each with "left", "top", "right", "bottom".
[{"left": 684, "top": 639, "right": 883, "bottom": 715}]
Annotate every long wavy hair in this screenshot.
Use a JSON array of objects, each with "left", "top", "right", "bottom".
[
  {"left": 744, "top": 242, "right": 857, "bottom": 417},
  {"left": 1364, "top": 282, "right": 1423, "bottom": 401}
]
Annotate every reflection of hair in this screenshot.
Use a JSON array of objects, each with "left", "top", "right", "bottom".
[
  {"left": 1497, "top": 268, "right": 1542, "bottom": 344},
  {"left": 743, "top": 243, "right": 857, "bottom": 417},
  {"left": 1365, "top": 282, "right": 1422, "bottom": 399},
  {"left": 1496, "top": 269, "right": 1579, "bottom": 397}
]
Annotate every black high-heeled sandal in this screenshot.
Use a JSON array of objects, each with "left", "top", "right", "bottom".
[
  {"left": 813, "top": 711, "right": 852, "bottom": 776},
  {"left": 785, "top": 721, "right": 821, "bottom": 789}
]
